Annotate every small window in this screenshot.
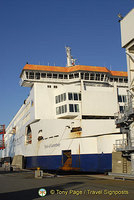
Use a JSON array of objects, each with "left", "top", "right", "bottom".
[
  {"left": 118, "top": 95, "right": 122, "bottom": 102},
  {"left": 53, "top": 74, "right": 57, "bottom": 79},
  {"left": 65, "top": 105, "right": 67, "bottom": 112},
  {"left": 69, "top": 104, "right": 74, "bottom": 112},
  {"left": 62, "top": 105, "right": 64, "bottom": 113},
  {"left": 59, "top": 106, "right": 61, "bottom": 114},
  {"left": 74, "top": 104, "right": 79, "bottom": 112},
  {"left": 119, "top": 78, "right": 123, "bottom": 83},
  {"left": 101, "top": 74, "right": 104, "bottom": 81},
  {"left": 41, "top": 73, "right": 46, "bottom": 78},
  {"left": 63, "top": 93, "right": 66, "bottom": 101},
  {"left": 56, "top": 107, "right": 59, "bottom": 115},
  {"left": 124, "top": 78, "right": 128, "bottom": 83},
  {"left": 81, "top": 73, "right": 84, "bottom": 79},
  {"left": 96, "top": 74, "right": 100, "bottom": 81},
  {"left": 59, "top": 74, "right": 63, "bottom": 79},
  {"left": 69, "top": 74, "right": 74, "bottom": 79},
  {"left": 47, "top": 85, "right": 51, "bottom": 88},
  {"left": 55, "top": 96, "right": 58, "bottom": 104},
  {"left": 61, "top": 94, "right": 64, "bottom": 102},
  {"left": 90, "top": 73, "right": 94, "bottom": 80},
  {"left": 35, "top": 73, "right": 40, "bottom": 79},
  {"left": 120, "top": 106, "right": 124, "bottom": 113},
  {"left": 58, "top": 95, "right": 60, "bottom": 103},
  {"left": 54, "top": 85, "right": 57, "bottom": 88},
  {"left": 29, "top": 72, "right": 34, "bottom": 79},
  {"left": 64, "top": 74, "right": 68, "bottom": 79},
  {"left": 85, "top": 73, "right": 89, "bottom": 80},
  {"left": 104, "top": 75, "right": 108, "bottom": 81},
  {"left": 110, "top": 78, "right": 113, "bottom": 82},
  {"left": 74, "top": 93, "right": 78, "bottom": 100},
  {"left": 74, "top": 73, "right": 79, "bottom": 78},
  {"left": 47, "top": 73, "right": 52, "bottom": 78},
  {"left": 122, "top": 95, "right": 127, "bottom": 102},
  {"left": 68, "top": 93, "right": 73, "bottom": 100},
  {"left": 114, "top": 78, "right": 118, "bottom": 82},
  {"left": 26, "top": 72, "right": 28, "bottom": 79}
]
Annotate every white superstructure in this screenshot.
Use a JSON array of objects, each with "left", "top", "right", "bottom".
[{"left": 2, "top": 48, "right": 128, "bottom": 172}]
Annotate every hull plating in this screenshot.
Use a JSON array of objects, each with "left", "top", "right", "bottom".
[{"left": 26, "top": 153, "right": 112, "bottom": 173}]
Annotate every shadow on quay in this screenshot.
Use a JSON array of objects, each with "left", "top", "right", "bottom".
[{"left": 0, "top": 181, "right": 84, "bottom": 200}]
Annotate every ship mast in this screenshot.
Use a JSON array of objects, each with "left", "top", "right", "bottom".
[{"left": 65, "top": 46, "right": 77, "bottom": 67}]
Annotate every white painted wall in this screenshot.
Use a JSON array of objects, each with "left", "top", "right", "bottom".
[
  {"left": 97, "top": 134, "right": 122, "bottom": 153},
  {"left": 121, "top": 8, "right": 134, "bottom": 47},
  {"left": 82, "top": 119, "right": 119, "bottom": 137},
  {"left": 82, "top": 86, "right": 118, "bottom": 116},
  {"left": 34, "top": 83, "right": 56, "bottom": 119}
]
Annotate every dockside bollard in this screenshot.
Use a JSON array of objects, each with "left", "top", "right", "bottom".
[{"left": 35, "top": 167, "right": 43, "bottom": 179}]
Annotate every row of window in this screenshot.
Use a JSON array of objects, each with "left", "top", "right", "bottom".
[
  {"left": 68, "top": 93, "right": 81, "bottom": 101},
  {"left": 56, "top": 105, "right": 67, "bottom": 115},
  {"left": 56, "top": 93, "right": 66, "bottom": 104},
  {"left": 118, "top": 95, "right": 127, "bottom": 103},
  {"left": 56, "top": 104, "right": 79, "bottom": 115},
  {"left": 47, "top": 85, "right": 57, "bottom": 88},
  {"left": 55, "top": 93, "right": 81, "bottom": 104},
  {"left": 25, "top": 71, "right": 128, "bottom": 83},
  {"left": 69, "top": 104, "right": 79, "bottom": 112}
]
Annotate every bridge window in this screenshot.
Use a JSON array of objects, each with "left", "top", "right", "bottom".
[
  {"left": 85, "top": 73, "right": 89, "bottom": 80},
  {"left": 124, "top": 78, "right": 128, "bottom": 83},
  {"left": 59, "top": 74, "right": 63, "bottom": 79},
  {"left": 41, "top": 73, "right": 46, "bottom": 78},
  {"left": 119, "top": 78, "right": 123, "bottom": 83},
  {"left": 29, "top": 72, "right": 34, "bottom": 79},
  {"left": 74, "top": 73, "right": 79, "bottom": 78},
  {"left": 47, "top": 73, "right": 52, "bottom": 78},
  {"left": 64, "top": 74, "right": 68, "bottom": 79},
  {"left": 90, "top": 73, "right": 94, "bottom": 80},
  {"left": 81, "top": 73, "right": 84, "bottom": 79},
  {"left": 96, "top": 74, "right": 100, "bottom": 81},
  {"left": 53, "top": 74, "right": 57, "bottom": 79},
  {"left": 26, "top": 72, "right": 28, "bottom": 79},
  {"left": 35, "top": 72, "right": 40, "bottom": 79},
  {"left": 101, "top": 74, "right": 104, "bottom": 81},
  {"left": 114, "top": 78, "right": 118, "bottom": 82},
  {"left": 69, "top": 74, "right": 74, "bottom": 79}
]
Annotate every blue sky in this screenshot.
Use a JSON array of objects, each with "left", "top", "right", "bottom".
[{"left": 0, "top": 0, "right": 134, "bottom": 127}]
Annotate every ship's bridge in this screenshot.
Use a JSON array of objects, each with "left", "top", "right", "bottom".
[{"left": 20, "top": 64, "right": 128, "bottom": 87}]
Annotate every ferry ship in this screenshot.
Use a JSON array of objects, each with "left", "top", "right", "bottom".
[{"left": 2, "top": 47, "right": 128, "bottom": 172}]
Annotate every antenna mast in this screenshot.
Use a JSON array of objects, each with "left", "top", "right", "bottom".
[
  {"left": 65, "top": 46, "right": 77, "bottom": 67},
  {"left": 65, "top": 46, "right": 72, "bottom": 67}
]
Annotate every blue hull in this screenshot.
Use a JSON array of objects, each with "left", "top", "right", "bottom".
[{"left": 26, "top": 153, "right": 112, "bottom": 173}]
